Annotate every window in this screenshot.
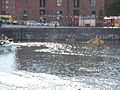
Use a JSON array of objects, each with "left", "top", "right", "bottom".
[
  {"left": 2, "top": 0, "right": 4, "bottom": 4},
  {"left": 40, "top": 0, "right": 45, "bottom": 7},
  {"left": 40, "top": 9, "right": 46, "bottom": 15},
  {"left": 2, "top": 5, "right": 4, "bottom": 9},
  {"left": 23, "top": 10, "right": 28, "bottom": 20},
  {"left": 24, "top": 0, "right": 29, "bottom": 8},
  {"left": 23, "top": 10, "right": 28, "bottom": 17},
  {"left": 57, "top": 0, "right": 63, "bottom": 6},
  {"left": 90, "top": 0, "right": 96, "bottom": 6},
  {"left": 74, "top": 0, "right": 79, "bottom": 8},
  {"left": 13, "top": 6, "right": 15, "bottom": 9},
  {"left": 91, "top": 11, "right": 96, "bottom": 17},
  {"left": 6, "top": 5, "right": 9, "bottom": 9},
  {"left": 57, "top": 11, "right": 62, "bottom": 16},
  {"left": 1, "top": 17, "right": 9, "bottom": 20},
  {"left": 73, "top": 10, "right": 80, "bottom": 16},
  {"left": 6, "top": 0, "right": 9, "bottom": 4},
  {"left": 1, "top": 11, "right": 6, "bottom": 14}
]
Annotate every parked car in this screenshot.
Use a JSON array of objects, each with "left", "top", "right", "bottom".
[
  {"left": 50, "top": 21, "right": 59, "bottom": 27},
  {"left": 43, "top": 22, "right": 50, "bottom": 26},
  {"left": 32, "top": 22, "right": 42, "bottom": 26},
  {"left": 10, "top": 20, "right": 18, "bottom": 25},
  {"left": 17, "top": 20, "right": 27, "bottom": 25},
  {"left": 26, "top": 20, "right": 41, "bottom": 26}
]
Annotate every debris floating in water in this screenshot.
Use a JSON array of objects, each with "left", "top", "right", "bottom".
[{"left": 78, "top": 67, "right": 103, "bottom": 73}]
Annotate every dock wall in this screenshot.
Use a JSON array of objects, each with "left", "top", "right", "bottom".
[{"left": 0, "top": 27, "right": 120, "bottom": 42}]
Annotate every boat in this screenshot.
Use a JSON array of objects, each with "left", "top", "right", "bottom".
[
  {"left": 0, "top": 39, "right": 14, "bottom": 52},
  {"left": 82, "top": 37, "right": 104, "bottom": 45}
]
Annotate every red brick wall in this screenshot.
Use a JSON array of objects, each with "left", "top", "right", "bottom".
[
  {"left": 14, "top": 0, "right": 39, "bottom": 21},
  {"left": 0, "top": 0, "right": 117, "bottom": 22}
]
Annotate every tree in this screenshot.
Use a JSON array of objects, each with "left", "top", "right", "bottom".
[
  {"left": 98, "top": 9, "right": 104, "bottom": 19},
  {"left": 107, "top": 2, "right": 120, "bottom": 16}
]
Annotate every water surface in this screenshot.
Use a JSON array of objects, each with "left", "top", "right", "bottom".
[{"left": 0, "top": 42, "right": 120, "bottom": 90}]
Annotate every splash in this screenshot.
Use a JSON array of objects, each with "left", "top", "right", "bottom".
[{"left": 0, "top": 71, "right": 119, "bottom": 90}]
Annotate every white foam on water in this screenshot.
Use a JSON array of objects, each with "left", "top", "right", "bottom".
[
  {"left": 0, "top": 42, "right": 120, "bottom": 90},
  {"left": 13, "top": 42, "right": 65, "bottom": 47},
  {"left": 0, "top": 52, "right": 16, "bottom": 73},
  {"left": 0, "top": 71, "right": 92, "bottom": 90},
  {"left": 13, "top": 42, "right": 120, "bottom": 59},
  {"left": 0, "top": 71, "right": 119, "bottom": 90}
]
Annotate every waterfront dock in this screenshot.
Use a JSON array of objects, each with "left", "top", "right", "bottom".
[{"left": 0, "top": 25, "right": 120, "bottom": 42}]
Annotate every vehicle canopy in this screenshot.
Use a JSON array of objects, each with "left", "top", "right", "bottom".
[
  {"left": 103, "top": 16, "right": 114, "bottom": 19},
  {"left": 0, "top": 15, "right": 17, "bottom": 24}
]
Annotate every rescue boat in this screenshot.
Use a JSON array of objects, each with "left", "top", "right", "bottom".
[
  {"left": 0, "top": 39, "right": 14, "bottom": 51},
  {"left": 82, "top": 37, "right": 104, "bottom": 45}
]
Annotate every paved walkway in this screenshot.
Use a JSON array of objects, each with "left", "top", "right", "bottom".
[{"left": 0, "top": 24, "right": 120, "bottom": 29}]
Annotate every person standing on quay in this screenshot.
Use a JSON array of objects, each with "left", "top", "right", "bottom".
[{"left": 0, "top": 20, "right": 2, "bottom": 27}]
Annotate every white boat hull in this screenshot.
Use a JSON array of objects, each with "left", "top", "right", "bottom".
[{"left": 0, "top": 40, "right": 14, "bottom": 52}]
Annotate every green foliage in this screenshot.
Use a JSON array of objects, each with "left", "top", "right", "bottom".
[
  {"left": 107, "top": 2, "right": 120, "bottom": 16},
  {"left": 98, "top": 9, "right": 104, "bottom": 19}
]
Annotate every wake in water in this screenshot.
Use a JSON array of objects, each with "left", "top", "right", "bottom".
[
  {"left": 0, "top": 42, "right": 119, "bottom": 90},
  {"left": 0, "top": 71, "right": 119, "bottom": 90}
]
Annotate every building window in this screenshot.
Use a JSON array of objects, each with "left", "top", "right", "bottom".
[
  {"left": 24, "top": 0, "right": 29, "bottom": 8},
  {"left": 6, "top": 0, "right": 9, "bottom": 4},
  {"left": 57, "top": 11, "right": 62, "bottom": 16},
  {"left": 73, "top": 10, "right": 80, "bottom": 16},
  {"left": 13, "top": 6, "right": 15, "bottom": 9},
  {"left": 1, "top": 11, "right": 6, "bottom": 14},
  {"left": 23, "top": 10, "right": 29, "bottom": 20},
  {"left": 6, "top": 5, "right": 9, "bottom": 9},
  {"left": 74, "top": 0, "right": 79, "bottom": 8},
  {"left": 23, "top": 10, "right": 28, "bottom": 17},
  {"left": 90, "top": 0, "right": 96, "bottom": 6},
  {"left": 2, "top": 0, "right": 4, "bottom": 4},
  {"left": 40, "top": 9, "right": 46, "bottom": 15},
  {"left": 91, "top": 11, "right": 96, "bottom": 17},
  {"left": 57, "top": 0, "right": 63, "bottom": 6},
  {"left": 40, "top": 0, "right": 45, "bottom": 7},
  {"left": 2, "top": 5, "right": 4, "bottom": 9}
]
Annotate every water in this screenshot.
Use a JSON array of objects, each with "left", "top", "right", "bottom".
[{"left": 0, "top": 41, "right": 120, "bottom": 90}]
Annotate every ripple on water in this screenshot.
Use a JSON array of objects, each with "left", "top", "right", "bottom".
[
  {"left": 0, "top": 42, "right": 120, "bottom": 90},
  {"left": 0, "top": 71, "right": 119, "bottom": 90}
]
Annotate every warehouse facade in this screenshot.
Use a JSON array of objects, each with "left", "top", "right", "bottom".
[{"left": 0, "top": 0, "right": 117, "bottom": 23}]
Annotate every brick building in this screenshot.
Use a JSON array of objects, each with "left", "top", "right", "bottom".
[
  {"left": 0, "top": 0, "right": 118, "bottom": 23},
  {"left": 0, "top": 0, "right": 15, "bottom": 15}
]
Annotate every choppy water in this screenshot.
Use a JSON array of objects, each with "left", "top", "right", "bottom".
[{"left": 0, "top": 42, "right": 120, "bottom": 90}]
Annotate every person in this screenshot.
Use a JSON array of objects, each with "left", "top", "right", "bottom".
[
  {"left": 54, "top": 23, "right": 57, "bottom": 27},
  {"left": 0, "top": 21, "right": 2, "bottom": 27},
  {"left": 1, "top": 34, "right": 8, "bottom": 40},
  {"left": 4, "top": 35, "right": 8, "bottom": 40}
]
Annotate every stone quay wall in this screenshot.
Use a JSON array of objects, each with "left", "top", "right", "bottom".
[{"left": 0, "top": 26, "right": 120, "bottom": 42}]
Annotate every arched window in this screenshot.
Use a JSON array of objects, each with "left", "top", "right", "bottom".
[{"left": 91, "top": 11, "right": 96, "bottom": 17}]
